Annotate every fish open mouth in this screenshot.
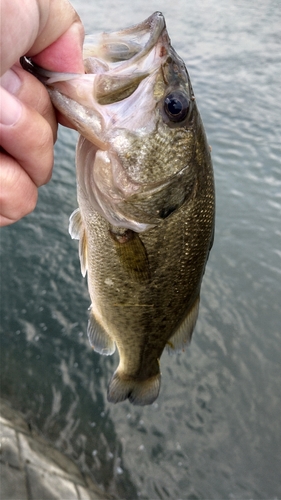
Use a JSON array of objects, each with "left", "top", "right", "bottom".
[
  {"left": 20, "top": 12, "right": 194, "bottom": 233},
  {"left": 19, "top": 12, "right": 171, "bottom": 149}
]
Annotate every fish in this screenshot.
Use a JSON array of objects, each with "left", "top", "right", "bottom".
[{"left": 21, "top": 12, "right": 215, "bottom": 406}]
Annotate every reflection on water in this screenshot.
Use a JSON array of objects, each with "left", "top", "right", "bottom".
[{"left": 1, "top": 0, "right": 281, "bottom": 498}]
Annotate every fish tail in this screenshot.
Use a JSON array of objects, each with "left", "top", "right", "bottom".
[{"left": 107, "top": 370, "right": 161, "bottom": 406}]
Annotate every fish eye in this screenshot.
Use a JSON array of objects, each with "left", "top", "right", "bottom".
[{"left": 164, "top": 91, "right": 190, "bottom": 122}]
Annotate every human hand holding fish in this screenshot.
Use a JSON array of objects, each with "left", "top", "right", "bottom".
[{"left": 0, "top": 0, "right": 84, "bottom": 226}]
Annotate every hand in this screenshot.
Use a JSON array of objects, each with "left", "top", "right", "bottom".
[{"left": 0, "top": 0, "right": 84, "bottom": 226}]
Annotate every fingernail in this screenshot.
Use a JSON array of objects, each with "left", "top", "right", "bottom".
[
  {"left": 0, "top": 87, "right": 22, "bottom": 126},
  {"left": 0, "top": 69, "right": 22, "bottom": 94}
]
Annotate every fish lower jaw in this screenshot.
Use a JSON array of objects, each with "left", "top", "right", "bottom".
[{"left": 107, "top": 370, "right": 161, "bottom": 406}]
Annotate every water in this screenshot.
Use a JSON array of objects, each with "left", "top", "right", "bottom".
[{"left": 1, "top": 0, "right": 281, "bottom": 498}]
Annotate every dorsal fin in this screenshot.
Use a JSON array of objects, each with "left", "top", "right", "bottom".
[{"left": 69, "top": 208, "right": 88, "bottom": 277}]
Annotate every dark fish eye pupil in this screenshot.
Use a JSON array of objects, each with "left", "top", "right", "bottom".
[
  {"left": 164, "top": 91, "right": 190, "bottom": 122},
  {"left": 167, "top": 97, "right": 182, "bottom": 114}
]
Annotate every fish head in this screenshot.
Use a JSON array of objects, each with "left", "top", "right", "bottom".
[{"left": 21, "top": 13, "right": 206, "bottom": 232}]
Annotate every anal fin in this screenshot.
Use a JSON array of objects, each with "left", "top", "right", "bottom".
[
  {"left": 166, "top": 296, "right": 200, "bottom": 354},
  {"left": 87, "top": 309, "right": 115, "bottom": 356}
]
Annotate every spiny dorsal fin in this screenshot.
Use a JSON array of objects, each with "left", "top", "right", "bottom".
[
  {"left": 69, "top": 208, "right": 83, "bottom": 239},
  {"left": 87, "top": 309, "right": 115, "bottom": 356},
  {"left": 69, "top": 208, "right": 88, "bottom": 277},
  {"left": 166, "top": 296, "right": 200, "bottom": 354}
]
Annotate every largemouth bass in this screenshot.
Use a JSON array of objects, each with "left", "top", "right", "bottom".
[{"left": 21, "top": 12, "right": 215, "bottom": 405}]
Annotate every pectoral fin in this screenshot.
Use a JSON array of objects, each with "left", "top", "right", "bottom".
[
  {"left": 69, "top": 208, "right": 88, "bottom": 277},
  {"left": 166, "top": 296, "right": 200, "bottom": 353},
  {"left": 109, "top": 228, "right": 150, "bottom": 282}
]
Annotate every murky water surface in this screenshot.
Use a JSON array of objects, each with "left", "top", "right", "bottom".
[{"left": 1, "top": 1, "right": 281, "bottom": 498}]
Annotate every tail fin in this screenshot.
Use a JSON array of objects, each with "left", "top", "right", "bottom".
[{"left": 107, "top": 370, "right": 161, "bottom": 406}]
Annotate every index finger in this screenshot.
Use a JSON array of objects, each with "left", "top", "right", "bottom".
[{"left": 1, "top": 0, "right": 84, "bottom": 75}]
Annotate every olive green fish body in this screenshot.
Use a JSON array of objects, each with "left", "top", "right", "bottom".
[
  {"left": 73, "top": 106, "right": 214, "bottom": 404},
  {"left": 23, "top": 12, "right": 215, "bottom": 405}
]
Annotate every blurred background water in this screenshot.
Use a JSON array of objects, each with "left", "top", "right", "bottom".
[{"left": 1, "top": 0, "right": 281, "bottom": 498}]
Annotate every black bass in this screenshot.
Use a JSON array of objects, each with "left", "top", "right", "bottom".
[{"left": 21, "top": 12, "right": 215, "bottom": 405}]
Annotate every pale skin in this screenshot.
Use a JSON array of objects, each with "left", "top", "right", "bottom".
[{"left": 0, "top": 0, "right": 85, "bottom": 226}]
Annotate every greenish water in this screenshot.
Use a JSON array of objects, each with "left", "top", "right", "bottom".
[{"left": 1, "top": 0, "right": 281, "bottom": 498}]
